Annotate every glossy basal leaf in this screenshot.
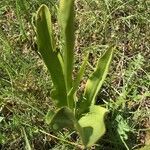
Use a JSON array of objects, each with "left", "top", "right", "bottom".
[
  {"left": 59, "top": 0, "right": 75, "bottom": 94},
  {"left": 78, "top": 46, "right": 114, "bottom": 114},
  {"left": 49, "top": 107, "right": 77, "bottom": 130},
  {"left": 78, "top": 105, "right": 108, "bottom": 147},
  {"left": 36, "top": 4, "right": 67, "bottom": 107}
]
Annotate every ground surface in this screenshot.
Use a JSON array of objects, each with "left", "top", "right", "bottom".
[{"left": 0, "top": 0, "right": 150, "bottom": 149}]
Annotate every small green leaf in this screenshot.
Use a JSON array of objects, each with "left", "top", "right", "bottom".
[
  {"left": 78, "top": 46, "right": 115, "bottom": 114},
  {"left": 50, "top": 107, "right": 77, "bottom": 130},
  {"left": 36, "top": 4, "right": 67, "bottom": 107},
  {"left": 78, "top": 105, "right": 108, "bottom": 147}
]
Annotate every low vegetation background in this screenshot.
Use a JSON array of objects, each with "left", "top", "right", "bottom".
[{"left": 0, "top": 0, "right": 150, "bottom": 149}]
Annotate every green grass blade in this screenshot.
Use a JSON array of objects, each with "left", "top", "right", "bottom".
[
  {"left": 22, "top": 127, "right": 32, "bottom": 150},
  {"left": 36, "top": 4, "right": 67, "bottom": 107},
  {"left": 79, "top": 46, "right": 115, "bottom": 114},
  {"left": 59, "top": 0, "right": 75, "bottom": 92},
  {"left": 0, "top": 28, "right": 12, "bottom": 52},
  {"left": 15, "top": 0, "right": 27, "bottom": 39},
  {"left": 0, "top": 117, "right": 4, "bottom": 122}
]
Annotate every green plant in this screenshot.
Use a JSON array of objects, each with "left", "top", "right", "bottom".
[{"left": 35, "top": 0, "right": 114, "bottom": 148}]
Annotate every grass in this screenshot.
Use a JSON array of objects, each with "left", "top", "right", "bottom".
[{"left": 0, "top": 0, "right": 150, "bottom": 149}]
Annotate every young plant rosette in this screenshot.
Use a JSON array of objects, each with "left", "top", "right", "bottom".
[{"left": 35, "top": 0, "right": 114, "bottom": 148}]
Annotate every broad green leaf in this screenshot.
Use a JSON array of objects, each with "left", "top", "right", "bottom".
[
  {"left": 78, "top": 105, "right": 108, "bottom": 147},
  {"left": 59, "top": 0, "right": 75, "bottom": 93},
  {"left": 50, "top": 107, "right": 77, "bottom": 130},
  {"left": 78, "top": 46, "right": 115, "bottom": 114},
  {"left": 36, "top": 4, "right": 67, "bottom": 107}
]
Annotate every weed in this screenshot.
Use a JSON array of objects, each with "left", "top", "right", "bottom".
[{"left": 0, "top": 0, "right": 149, "bottom": 149}]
